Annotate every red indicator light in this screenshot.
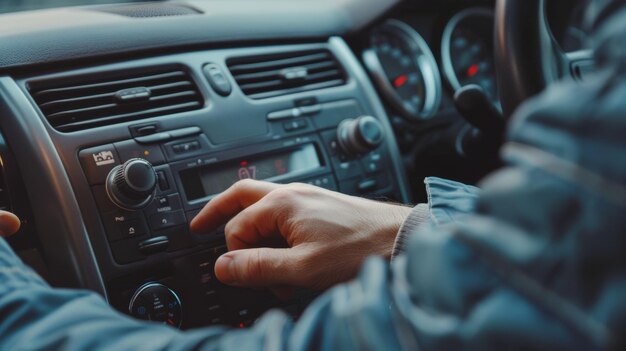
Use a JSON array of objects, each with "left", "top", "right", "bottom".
[
  {"left": 393, "top": 74, "right": 408, "bottom": 88},
  {"left": 240, "top": 161, "right": 248, "bottom": 166},
  {"left": 239, "top": 323, "right": 245, "bottom": 328},
  {"left": 467, "top": 64, "right": 479, "bottom": 78}
]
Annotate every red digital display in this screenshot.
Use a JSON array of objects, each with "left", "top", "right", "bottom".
[{"left": 180, "top": 144, "right": 321, "bottom": 200}]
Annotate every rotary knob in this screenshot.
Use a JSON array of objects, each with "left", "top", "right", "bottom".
[
  {"left": 336, "top": 116, "right": 385, "bottom": 156},
  {"left": 106, "top": 158, "right": 157, "bottom": 211},
  {"left": 128, "top": 282, "right": 182, "bottom": 328}
]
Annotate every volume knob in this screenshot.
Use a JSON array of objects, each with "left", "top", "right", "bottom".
[
  {"left": 336, "top": 116, "right": 384, "bottom": 156},
  {"left": 106, "top": 158, "right": 157, "bottom": 211}
]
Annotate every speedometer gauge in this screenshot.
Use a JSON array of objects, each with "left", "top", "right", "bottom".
[
  {"left": 363, "top": 20, "right": 442, "bottom": 121},
  {"left": 441, "top": 8, "right": 498, "bottom": 104}
]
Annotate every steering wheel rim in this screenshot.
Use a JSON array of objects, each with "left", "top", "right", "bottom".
[{"left": 494, "top": 0, "right": 575, "bottom": 118}]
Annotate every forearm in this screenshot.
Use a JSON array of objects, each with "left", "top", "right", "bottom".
[
  {"left": 0, "top": 238, "right": 221, "bottom": 350},
  {"left": 0, "top": 235, "right": 429, "bottom": 351}
]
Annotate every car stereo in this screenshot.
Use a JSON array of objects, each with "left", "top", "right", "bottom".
[{"left": 78, "top": 99, "right": 403, "bottom": 328}]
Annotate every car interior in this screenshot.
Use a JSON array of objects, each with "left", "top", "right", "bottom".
[{"left": 0, "top": 0, "right": 592, "bottom": 329}]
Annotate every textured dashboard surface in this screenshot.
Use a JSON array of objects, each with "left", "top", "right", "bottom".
[{"left": 0, "top": 0, "right": 399, "bottom": 72}]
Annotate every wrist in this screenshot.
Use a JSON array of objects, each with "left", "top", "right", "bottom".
[
  {"left": 391, "top": 203, "right": 430, "bottom": 259},
  {"left": 367, "top": 203, "right": 413, "bottom": 259}
]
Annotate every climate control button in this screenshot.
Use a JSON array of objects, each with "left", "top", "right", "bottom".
[{"left": 129, "top": 282, "right": 182, "bottom": 328}]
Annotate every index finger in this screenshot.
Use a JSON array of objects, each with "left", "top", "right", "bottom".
[
  {"left": 189, "top": 179, "right": 281, "bottom": 234},
  {"left": 0, "top": 211, "right": 20, "bottom": 237}
]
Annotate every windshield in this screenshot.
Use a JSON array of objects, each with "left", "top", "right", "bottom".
[{"left": 0, "top": 0, "right": 159, "bottom": 14}]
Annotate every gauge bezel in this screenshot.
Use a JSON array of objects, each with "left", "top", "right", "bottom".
[
  {"left": 441, "top": 7, "right": 495, "bottom": 93},
  {"left": 363, "top": 19, "right": 442, "bottom": 121}
]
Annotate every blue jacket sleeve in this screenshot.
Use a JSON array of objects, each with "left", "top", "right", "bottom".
[{"left": 0, "top": 173, "right": 593, "bottom": 351}]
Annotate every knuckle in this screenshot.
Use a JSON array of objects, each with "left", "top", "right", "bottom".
[
  {"left": 224, "top": 220, "right": 237, "bottom": 236},
  {"left": 286, "top": 182, "right": 319, "bottom": 196},
  {"left": 232, "top": 178, "right": 256, "bottom": 192},
  {"left": 245, "top": 250, "right": 266, "bottom": 282},
  {"left": 267, "top": 188, "right": 296, "bottom": 204}
]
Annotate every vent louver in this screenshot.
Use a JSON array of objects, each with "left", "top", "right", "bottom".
[
  {"left": 28, "top": 65, "right": 203, "bottom": 132},
  {"left": 227, "top": 49, "right": 347, "bottom": 99}
]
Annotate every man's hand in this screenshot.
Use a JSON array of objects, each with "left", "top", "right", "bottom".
[
  {"left": 0, "top": 211, "right": 20, "bottom": 237},
  {"left": 190, "top": 179, "right": 411, "bottom": 292}
]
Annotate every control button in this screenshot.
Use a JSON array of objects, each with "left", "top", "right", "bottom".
[
  {"left": 135, "top": 132, "right": 171, "bottom": 144},
  {"left": 115, "top": 140, "right": 165, "bottom": 165},
  {"left": 306, "top": 175, "right": 337, "bottom": 191},
  {"left": 157, "top": 196, "right": 169, "bottom": 207},
  {"left": 361, "top": 160, "right": 382, "bottom": 173},
  {"left": 79, "top": 144, "right": 120, "bottom": 185},
  {"left": 360, "top": 150, "right": 385, "bottom": 174},
  {"left": 134, "top": 127, "right": 202, "bottom": 144},
  {"left": 172, "top": 140, "right": 201, "bottom": 154},
  {"left": 120, "top": 219, "right": 145, "bottom": 237},
  {"left": 339, "top": 173, "right": 391, "bottom": 195},
  {"left": 132, "top": 124, "right": 159, "bottom": 137},
  {"left": 320, "top": 130, "right": 340, "bottom": 156},
  {"left": 156, "top": 171, "right": 170, "bottom": 192},
  {"left": 102, "top": 211, "right": 146, "bottom": 242},
  {"left": 203, "top": 63, "right": 232, "bottom": 96},
  {"left": 147, "top": 194, "right": 182, "bottom": 214},
  {"left": 138, "top": 236, "right": 170, "bottom": 254},
  {"left": 357, "top": 179, "right": 378, "bottom": 193},
  {"left": 331, "top": 157, "right": 363, "bottom": 180},
  {"left": 163, "top": 135, "right": 210, "bottom": 161},
  {"left": 283, "top": 119, "right": 308, "bottom": 132},
  {"left": 149, "top": 210, "right": 186, "bottom": 231},
  {"left": 106, "top": 159, "right": 158, "bottom": 211}
]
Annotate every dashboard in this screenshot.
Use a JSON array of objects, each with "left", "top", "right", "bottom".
[{"left": 0, "top": 0, "right": 588, "bottom": 330}]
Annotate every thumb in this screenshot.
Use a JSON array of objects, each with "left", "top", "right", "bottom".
[
  {"left": 214, "top": 247, "right": 302, "bottom": 288},
  {"left": 0, "top": 211, "right": 20, "bottom": 237}
]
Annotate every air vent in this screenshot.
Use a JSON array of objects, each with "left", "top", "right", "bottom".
[
  {"left": 28, "top": 66, "right": 203, "bottom": 132},
  {"left": 227, "top": 49, "right": 347, "bottom": 99}
]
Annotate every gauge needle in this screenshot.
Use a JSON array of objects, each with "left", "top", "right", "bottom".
[
  {"left": 467, "top": 64, "right": 479, "bottom": 78},
  {"left": 393, "top": 74, "right": 408, "bottom": 88}
]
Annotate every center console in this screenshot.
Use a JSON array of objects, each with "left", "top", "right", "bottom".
[{"left": 9, "top": 38, "right": 410, "bottom": 329}]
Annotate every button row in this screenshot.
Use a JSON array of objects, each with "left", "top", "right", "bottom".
[{"left": 304, "top": 175, "right": 337, "bottom": 191}]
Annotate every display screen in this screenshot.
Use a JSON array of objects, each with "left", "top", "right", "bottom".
[{"left": 180, "top": 144, "right": 321, "bottom": 201}]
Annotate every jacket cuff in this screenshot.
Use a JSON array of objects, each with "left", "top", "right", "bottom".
[{"left": 391, "top": 203, "right": 429, "bottom": 259}]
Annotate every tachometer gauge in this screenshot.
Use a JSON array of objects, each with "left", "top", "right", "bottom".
[
  {"left": 363, "top": 20, "right": 442, "bottom": 121},
  {"left": 441, "top": 8, "right": 498, "bottom": 105}
]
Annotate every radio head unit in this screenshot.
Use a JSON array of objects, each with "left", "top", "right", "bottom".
[
  {"left": 180, "top": 143, "right": 322, "bottom": 201},
  {"left": 79, "top": 99, "right": 405, "bottom": 328}
]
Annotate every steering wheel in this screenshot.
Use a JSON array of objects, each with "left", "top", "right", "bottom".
[{"left": 494, "top": 0, "right": 592, "bottom": 117}]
